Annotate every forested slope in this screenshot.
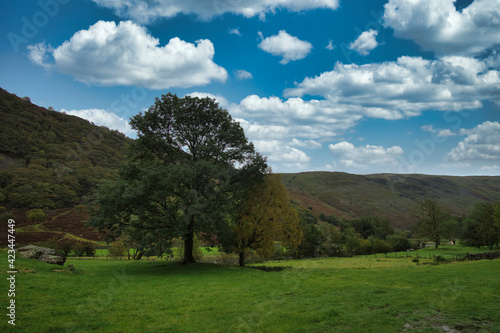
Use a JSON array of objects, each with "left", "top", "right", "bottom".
[{"left": 0, "top": 88, "right": 132, "bottom": 209}]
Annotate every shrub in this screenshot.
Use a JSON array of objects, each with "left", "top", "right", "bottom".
[
  {"left": 56, "top": 239, "right": 76, "bottom": 255},
  {"left": 372, "top": 238, "right": 392, "bottom": 254},
  {"left": 27, "top": 208, "right": 46, "bottom": 221},
  {"left": 73, "top": 243, "right": 86, "bottom": 257},
  {"left": 82, "top": 243, "right": 96, "bottom": 257},
  {"left": 109, "top": 239, "right": 127, "bottom": 257}
]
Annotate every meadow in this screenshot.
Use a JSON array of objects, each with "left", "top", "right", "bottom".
[{"left": 1, "top": 246, "right": 499, "bottom": 333}]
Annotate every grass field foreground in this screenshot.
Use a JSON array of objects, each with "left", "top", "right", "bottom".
[{"left": 1, "top": 249, "right": 499, "bottom": 332}]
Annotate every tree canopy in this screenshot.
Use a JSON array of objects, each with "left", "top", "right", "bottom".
[{"left": 88, "top": 93, "right": 266, "bottom": 263}]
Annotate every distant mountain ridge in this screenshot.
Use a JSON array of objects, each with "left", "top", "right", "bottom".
[{"left": 281, "top": 172, "right": 500, "bottom": 229}]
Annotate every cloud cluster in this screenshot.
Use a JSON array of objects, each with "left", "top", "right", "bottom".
[
  {"left": 28, "top": 20, "right": 227, "bottom": 89},
  {"left": 285, "top": 56, "right": 500, "bottom": 116},
  {"left": 383, "top": 0, "right": 500, "bottom": 56},
  {"left": 92, "top": 0, "right": 340, "bottom": 23},
  {"left": 258, "top": 30, "right": 312, "bottom": 64},
  {"left": 62, "top": 108, "right": 136, "bottom": 137},
  {"left": 445, "top": 121, "right": 500, "bottom": 162},
  {"left": 329, "top": 141, "right": 404, "bottom": 170},
  {"left": 349, "top": 29, "right": 378, "bottom": 56}
]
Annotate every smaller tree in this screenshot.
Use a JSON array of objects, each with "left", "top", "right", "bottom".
[
  {"left": 413, "top": 198, "right": 453, "bottom": 249},
  {"left": 230, "top": 173, "right": 302, "bottom": 266}
]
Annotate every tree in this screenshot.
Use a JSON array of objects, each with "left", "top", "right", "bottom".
[
  {"left": 413, "top": 198, "right": 453, "bottom": 249},
  {"left": 494, "top": 202, "right": 500, "bottom": 228},
  {"left": 466, "top": 202, "right": 499, "bottom": 250},
  {"left": 229, "top": 173, "right": 302, "bottom": 266},
  {"left": 88, "top": 94, "right": 265, "bottom": 264}
]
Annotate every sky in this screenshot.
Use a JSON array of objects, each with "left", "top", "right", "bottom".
[{"left": 1, "top": 0, "right": 500, "bottom": 176}]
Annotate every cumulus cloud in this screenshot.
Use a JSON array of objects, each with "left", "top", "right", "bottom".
[
  {"left": 186, "top": 92, "right": 229, "bottom": 108},
  {"left": 92, "top": 0, "right": 340, "bottom": 23},
  {"left": 329, "top": 141, "right": 404, "bottom": 170},
  {"left": 349, "top": 29, "right": 378, "bottom": 56},
  {"left": 61, "top": 108, "right": 136, "bottom": 137},
  {"left": 234, "top": 70, "right": 253, "bottom": 80},
  {"left": 258, "top": 30, "right": 312, "bottom": 64},
  {"left": 285, "top": 56, "right": 500, "bottom": 116},
  {"left": 383, "top": 0, "right": 500, "bottom": 56},
  {"left": 445, "top": 121, "right": 500, "bottom": 162},
  {"left": 28, "top": 20, "right": 227, "bottom": 89}
]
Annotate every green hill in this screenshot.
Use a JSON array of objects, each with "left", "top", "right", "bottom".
[
  {"left": 0, "top": 87, "right": 132, "bottom": 209},
  {"left": 281, "top": 172, "right": 500, "bottom": 229}
]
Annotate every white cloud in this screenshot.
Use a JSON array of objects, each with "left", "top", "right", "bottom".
[
  {"left": 28, "top": 20, "right": 227, "bottom": 89},
  {"left": 61, "top": 108, "right": 136, "bottom": 137},
  {"left": 285, "top": 56, "right": 500, "bottom": 116},
  {"left": 329, "top": 141, "right": 404, "bottom": 170},
  {"left": 92, "top": 0, "right": 340, "bottom": 23},
  {"left": 383, "top": 0, "right": 500, "bottom": 56},
  {"left": 349, "top": 29, "right": 378, "bottom": 56},
  {"left": 234, "top": 70, "right": 253, "bottom": 80},
  {"left": 186, "top": 92, "right": 229, "bottom": 108},
  {"left": 446, "top": 121, "right": 500, "bottom": 162},
  {"left": 326, "top": 40, "right": 335, "bottom": 50},
  {"left": 27, "top": 43, "right": 53, "bottom": 70},
  {"left": 258, "top": 30, "right": 312, "bottom": 64},
  {"left": 480, "top": 164, "right": 500, "bottom": 171},
  {"left": 421, "top": 124, "right": 461, "bottom": 137},
  {"left": 228, "top": 28, "right": 241, "bottom": 36},
  {"left": 288, "top": 138, "right": 322, "bottom": 149}
]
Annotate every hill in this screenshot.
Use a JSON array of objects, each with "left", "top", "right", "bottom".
[
  {"left": 0, "top": 87, "right": 132, "bottom": 209},
  {"left": 281, "top": 172, "right": 500, "bottom": 229}
]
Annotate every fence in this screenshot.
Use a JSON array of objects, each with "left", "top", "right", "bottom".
[{"left": 465, "top": 252, "right": 500, "bottom": 261}]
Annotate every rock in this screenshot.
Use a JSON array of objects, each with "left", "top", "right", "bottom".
[{"left": 18, "top": 245, "right": 66, "bottom": 266}]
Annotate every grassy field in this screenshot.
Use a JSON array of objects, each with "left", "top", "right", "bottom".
[{"left": 1, "top": 247, "right": 499, "bottom": 333}]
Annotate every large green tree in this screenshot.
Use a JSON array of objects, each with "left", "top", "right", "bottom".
[{"left": 88, "top": 93, "right": 265, "bottom": 263}]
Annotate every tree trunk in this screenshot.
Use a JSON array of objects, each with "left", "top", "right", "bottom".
[
  {"left": 239, "top": 252, "right": 245, "bottom": 267},
  {"left": 183, "top": 231, "right": 196, "bottom": 264}
]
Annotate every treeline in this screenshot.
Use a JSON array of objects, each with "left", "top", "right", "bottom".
[
  {"left": 294, "top": 198, "right": 500, "bottom": 259},
  {"left": 295, "top": 211, "right": 414, "bottom": 258},
  {"left": 0, "top": 88, "right": 132, "bottom": 209}
]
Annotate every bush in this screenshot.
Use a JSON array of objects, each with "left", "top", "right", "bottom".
[
  {"left": 387, "top": 234, "right": 411, "bottom": 252},
  {"left": 372, "top": 238, "right": 392, "bottom": 254},
  {"left": 72, "top": 243, "right": 86, "bottom": 257},
  {"left": 82, "top": 243, "right": 96, "bottom": 257},
  {"left": 27, "top": 208, "right": 46, "bottom": 221},
  {"left": 109, "top": 239, "right": 128, "bottom": 257},
  {"left": 56, "top": 239, "right": 76, "bottom": 255}
]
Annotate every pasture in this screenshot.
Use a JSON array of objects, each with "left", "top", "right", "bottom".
[{"left": 1, "top": 248, "right": 499, "bottom": 332}]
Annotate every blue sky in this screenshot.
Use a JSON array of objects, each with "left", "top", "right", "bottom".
[{"left": 1, "top": 0, "right": 500, "bottom": 175}]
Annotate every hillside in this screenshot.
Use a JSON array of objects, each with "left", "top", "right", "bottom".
[
  {"left": 0, "top": 88, "right": 132, "bottom": 209},
  {"left": 282, "top": 172, "right": 500, "bottom": 229}
]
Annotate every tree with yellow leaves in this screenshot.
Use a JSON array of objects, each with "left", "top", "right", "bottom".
[{"left": 231, "top": 173, "right": 302, "bottom": 266}]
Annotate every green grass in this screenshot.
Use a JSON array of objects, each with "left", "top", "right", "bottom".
[{"left": 1, "top": 249, "right": 499, "bottom": 332}]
